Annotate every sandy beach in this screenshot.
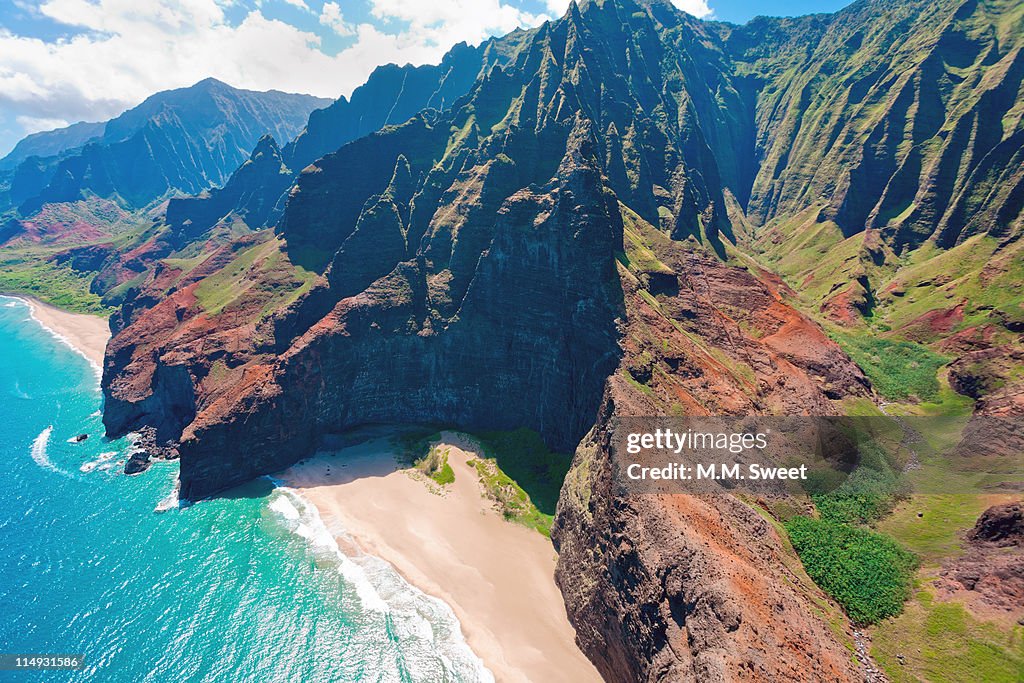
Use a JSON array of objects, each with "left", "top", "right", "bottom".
[
  {"left": 279, "top": 432, "right": 602, "bottom": 683},
  {"left": 11, "top": 295, "right": 110, "bottom": 367}
]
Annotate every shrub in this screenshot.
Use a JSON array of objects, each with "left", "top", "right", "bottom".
[
  {"left": 785, "top": 516, "right": 916, "bottom": 624},
  {"left": 831, "top": 333, "right": 949, "bottom": 401},
  {"left": 431, "top": 460, "right": 455, "bottom": 486}
]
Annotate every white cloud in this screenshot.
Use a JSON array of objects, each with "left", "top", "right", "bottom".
[
  {"left": 369, "top": 0, "right": 547, "bottom": 48},
  {"left": 282, "top": 0, "right": 309, "bottom": 10},
  {"left": 16, "top": 115, "right": 71, "bottom": 135},
  {"left": 0, "top": 0, "right": 714, "bottom": 154},
  {"left": 673, "top": 0, "right": 712, "bottom": 18},
  {"left": 319, "top": 1, "right": 354, "bottom": 37},
  {"left": 544, "top": 0, "right": 712, "bottom": 19},
  {"left": 0, "top": 0, "right": 550, "bottom": 147}
]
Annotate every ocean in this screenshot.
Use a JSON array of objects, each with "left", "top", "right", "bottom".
[{"left": 0, "top": 297, "right": 490, "bottom": 683}]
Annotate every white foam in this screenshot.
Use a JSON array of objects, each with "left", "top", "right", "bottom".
[
  {"left": 266, "top": 486, "right": 494, "bottom": 682},
  {"left": 155, "top": 475, "right": 180, "bottom": 512},
  {"left": 267, "top": 494, "right": 301, "bottom": 521},
  {"left": 1, "top": 296, "right": 102, "bottom": 382},
  {"left": 270, "top": 490, "right": 390, "bottom": 612},
  {"left": 29, "top": 425, "right": 75, "bottom": 479},
  {"left": 78, "top": 451, "right": 122, "bottom": 475},
  {"left": 30, "top": 426, "right": 55, "bottom": 471}
]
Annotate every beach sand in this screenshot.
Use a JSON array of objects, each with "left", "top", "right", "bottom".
[
  {"left": 279, "top": 432, "right": 602, "bottom": 683},
  {"left": 16, "top": 296, "right": 110, "bottom": 367}
]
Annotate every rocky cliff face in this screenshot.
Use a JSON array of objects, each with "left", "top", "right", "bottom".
[
  {"left": 552, "top": 198, "right": 869, "bottom": 682},
  {"left": 722, "top": 0, "right": 1024, "bottom": 249},
  {"left": 554, "top": 395, "right": 862, "bottom": 682},
  {"left": 165, "top": 36, "right": 530, "bottom": 237},
  {"left": 98, "top": 0, "right": 1019, "bottom": 680},
  {"left": 106, "top": 116, "right": 626, "bottom": 498}
]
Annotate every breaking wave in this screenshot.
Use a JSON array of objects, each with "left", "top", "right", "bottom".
[{"left": 266, "top": 487, "right": 494, "bottom": 683}]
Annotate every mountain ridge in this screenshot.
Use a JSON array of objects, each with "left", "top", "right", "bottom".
[
  {"left": 2, "top": 79, "right": 330, "bottom": 216},
  {"left": 165, "top": 34, "right": 536, "bottom": 240}
]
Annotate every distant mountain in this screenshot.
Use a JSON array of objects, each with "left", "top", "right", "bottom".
[
  {"left": 6, "top": 79, "right": 329, "bottom": 214},
  {"left": 0, "top": 120, "right": 105, "bottom": 171},
  {"left": 165, "top": 134, "right": 292, "bottom": 243},
  {"left": 166, "top": 35, "right": 533, "bottom": 240}
]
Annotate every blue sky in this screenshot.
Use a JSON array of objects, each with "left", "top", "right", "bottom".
[{"left": 0, "top": 0, "right": 854, "bottom": 157}]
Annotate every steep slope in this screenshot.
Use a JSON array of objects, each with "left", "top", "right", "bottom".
[
  {"left": 99, "top": 2, "right": 875, "bottom": 680},
  {"left": 165, "top": 36, "right": 533, "bottom": 239},
  {"left": 725, "top": 0, "right": 1024, "bottom": 248},
  {"left": 7, "top": 79, "right": 329, "bottom": 215},
  {"left": 728, "top": 0, "right": 1024, "bottom": 415},
  {"left": 0, "top": 120, "right": 104, "bottom": 171}
]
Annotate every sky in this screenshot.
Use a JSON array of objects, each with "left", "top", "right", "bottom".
[{"left": 0, "top": 0, "right": 855, "bottom": 157}]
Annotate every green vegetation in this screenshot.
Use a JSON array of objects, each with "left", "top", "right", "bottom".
[
  {"left": 415, "top": 445, "right": 455, "bottom": 486},
  {"left": 785, "top": 516, "right": 916, "bottom": 625},
  {"left": 831, "top": 332, "right": 949, "bottom": 402},
  {"left": 872, "top": 236, "right": 1024, "bottom": 341},
  {"left": 192, "top": 236, "right": 317, "bottom": 320},
  {"left": 811, "top": 441, "right": 905, "bottom": 526},
  {"left": 465, "top": 429, "right": 574, "bottom": 537},
  {"left": 620, "top": 205, "right": 674, "bottom": 275},
  {"left": 466, "top": 455, "right": 554, "bottom": 536},
  {"left": 871, "top": 588, "right": 1024, "bottom": 683},
  {"left": 432, "top": 460, "right": 455, "bottom": 485},
  {"left": 393, "top": 427, "right": 570, "bottom": 536},
  {"left": 813, "top": 466, "right": 901, "bottom": 526},
  {"left": 878, "top": 494, "right": 1006, "bottom": 563},
  {"left": 473, "top": 428, "right": 573, "bottom": 518},
  {"left": 788, "top": 434, "right": 917, "bottom": 625},
  {"left": 0, "top": 256, "right": 109, "bottom": 314}
]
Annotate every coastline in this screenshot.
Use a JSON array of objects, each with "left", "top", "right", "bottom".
[
  {"left": 4, "top": 295, "right": 110, "bottom": 369},
  {"left": 279, "top": 432, "right": 602, "bottom": 683}
]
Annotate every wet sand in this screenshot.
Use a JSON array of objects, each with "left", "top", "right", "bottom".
[
  {"left": 279, "top": 432, "right": 601, "bottom": 683},
  {"left": 12, "top": 295, "right": 109, "bottom": 367}
]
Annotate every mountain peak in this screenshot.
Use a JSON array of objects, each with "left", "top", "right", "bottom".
[{"left": 191, "top": 76, "right": 233, "bottom": 91}]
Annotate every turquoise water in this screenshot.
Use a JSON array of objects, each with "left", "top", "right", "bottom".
[{"left": 0, "top": 297, "right": 489, "bottom": 682}]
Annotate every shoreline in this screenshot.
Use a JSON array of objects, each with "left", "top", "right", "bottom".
[
  {"left": 3, "top": 294, "right": 110, "bottom": 369},
  {"left": 279, "top": 432, "right": 602, "bottom": 683}
]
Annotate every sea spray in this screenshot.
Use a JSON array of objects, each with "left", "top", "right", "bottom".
[{"left": 155, "top": 474, "right": 181, "bottom": 512}]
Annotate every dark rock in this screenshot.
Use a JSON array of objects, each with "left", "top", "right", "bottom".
[
  {"left": 124, "top": 451, "right": 152, "bottom": 475},
  {"left": 969, "top": 502, "right": 1024, "bottom": 547}
]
